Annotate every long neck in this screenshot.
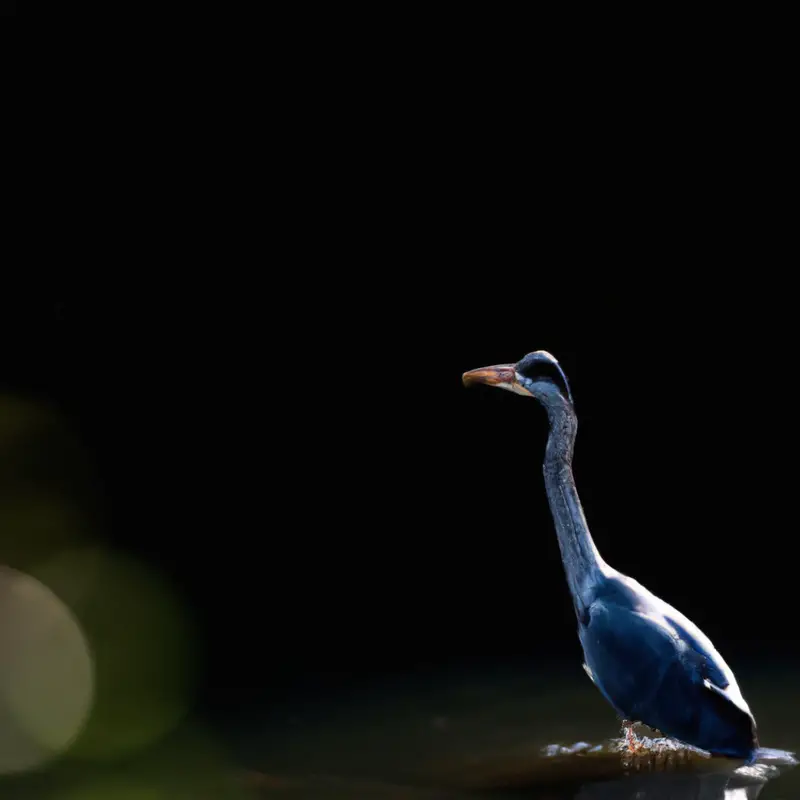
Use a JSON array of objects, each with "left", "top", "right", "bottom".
[{"left": 542, "top": 403, "right": 604, "bottom": 615}]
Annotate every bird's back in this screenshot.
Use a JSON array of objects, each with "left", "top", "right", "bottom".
[{"left": 578, "top": 571, "right": 758, "bottom": 759}]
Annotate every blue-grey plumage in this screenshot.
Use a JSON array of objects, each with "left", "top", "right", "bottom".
[{"left": 463, "top": 351, "right": 758, "bottom": 760}]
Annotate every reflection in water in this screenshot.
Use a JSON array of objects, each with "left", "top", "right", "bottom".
[
  {"left": 567, "top": 746, "right": 796, "bottom": 800},
  {"left": 201, "top": 663, "right": 799, "bottom": 799},
  {"left": 463, "top": 738, "right": 797, "bottom": 800},
  {"left": 235, "top": 751, "right": 796, "bottom": 799},
  {"left": 225, "top": 740, "right": 797, "bottom": 799},
  {"left": 575, "top": 765, "right": 764, "bottom": 800}
]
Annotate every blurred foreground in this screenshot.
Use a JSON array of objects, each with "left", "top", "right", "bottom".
[
  {"left": 0, "top": 659, "right": 796, "bottom": 798},
  {"left": 226, "top": 660, "right": 798, "bottom": 799}
]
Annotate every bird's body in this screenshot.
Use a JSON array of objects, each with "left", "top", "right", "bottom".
[
  {"left": 463, "top": 351, "right": 758, "bottom": 760},
  {"left": 578, "top": 569, "right": 755, "bottom": 758}
]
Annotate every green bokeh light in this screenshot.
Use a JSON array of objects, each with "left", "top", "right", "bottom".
[
  {"left": 32, "top": 548, "right": 197, "bottom": 762},
  {"left": 0, "top": 565, "right": 94, "bottom": 775}
]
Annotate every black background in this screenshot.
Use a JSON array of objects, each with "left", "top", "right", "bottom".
[
  {"left": 4, "top": 281, "right": 795, "bottom": 717},
  {"left": 4, "top": 88, "right": 795, "bottom": 721}
]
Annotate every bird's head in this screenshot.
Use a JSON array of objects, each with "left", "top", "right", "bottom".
[{"left": 462, "top": 350, "right": 574, "bottom": 407}]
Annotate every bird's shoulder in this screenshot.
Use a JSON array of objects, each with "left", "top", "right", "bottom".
[
  {"left": 582, "top": 572, "right": 654, "bottom": 619},
  {"left": 581, "top": 574, "right": 699, "bottom": 662},
  {"left": 587, "top": 572, "right": 738, "bottom": 696},
  {"left": 580, "top": 590, "right": 683, "bottom": 658}
]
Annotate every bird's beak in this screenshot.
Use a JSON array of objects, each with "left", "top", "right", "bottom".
[{"left": 462, "top": 364, "right": 533, "bottom": 397}]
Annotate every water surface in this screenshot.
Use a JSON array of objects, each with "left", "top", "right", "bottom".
[
  {"left": 231, "top": 660, "right": 798, "bottom": 799},
  {"left": 0, "top": 660, "right": 795, "bottom": 798}
]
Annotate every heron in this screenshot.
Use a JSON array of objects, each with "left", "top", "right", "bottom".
[{"left": 462, "top": 350, "right": 758, "bottom": 760}]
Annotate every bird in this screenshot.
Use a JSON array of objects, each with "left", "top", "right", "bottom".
[{"left": 462, "top": 350, "right": 759, "bottom": 760}]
